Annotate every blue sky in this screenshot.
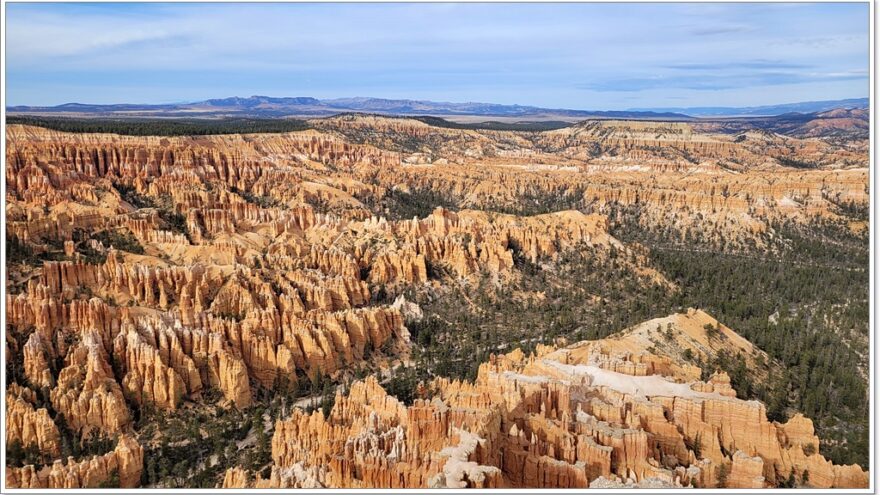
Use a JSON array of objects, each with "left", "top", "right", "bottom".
[{"left": 4, "top": 3, "right": 870, "bottom": 110}]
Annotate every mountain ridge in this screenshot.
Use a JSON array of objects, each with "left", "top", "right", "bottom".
[
  {"left": 8, "top": 95, "right": 690, "bottom": 120},
  {"left": 9, "top": 95, "right": 868, "bottom": 120},
  {"left": 630, "top": 97, "right": 868, "bottom": 117}
]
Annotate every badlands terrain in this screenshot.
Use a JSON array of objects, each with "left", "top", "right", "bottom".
[{"left": 4, "top": 112, "right": 870, "bottom": 488}]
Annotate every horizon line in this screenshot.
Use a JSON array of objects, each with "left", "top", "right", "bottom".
[{"left": 6, "top": 94, "right": 871, "bottom": 113}]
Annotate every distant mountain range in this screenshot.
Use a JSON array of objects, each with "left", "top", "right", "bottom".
[
  {"left": 7, "top": 96, "right": 690, "bottom": 121},
  {"left": 7, "top": 95, "right": 868, "bottom": 120},
  {"left": 629, "top": 98, "right": 868, "bottom": 117}
]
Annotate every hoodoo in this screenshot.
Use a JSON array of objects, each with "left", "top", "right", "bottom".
[{"left": 4, "top": 111, "right": 869, "bottom": 488}]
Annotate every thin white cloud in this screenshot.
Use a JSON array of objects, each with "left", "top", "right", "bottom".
[
  {"left": 6, "top": 11, "right": 185, "bottom": 58},
  {"left": 4, "top": 3, "right": 869, "bottom": 109}
]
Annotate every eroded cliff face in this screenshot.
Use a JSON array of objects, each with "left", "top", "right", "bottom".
[
  {"left": 6, "top": 434, "right": 143, "bottom": 489},
  {"left": 233, "top": 309, "right": 867, "bottom": 489},
  {"left": 5, "top": 124, "right": 648, "bottom": 424},
  {"left": 5, "top": 120, "right": 868, "bottom": 251},
  {"left": 5, "top": 123, "right": 634, "bottom": 488},
  {"left": 6, "top": 385, "right": 61, "bottom": 458},
  {"left": 4, "top": 119, "right": 868, "bottom": 489},
  {"left": 312, "top": 114, "right": 867, "bottom": 172},
  {"left": 309, "top": 115, "right": 867, "bottom": 246}
]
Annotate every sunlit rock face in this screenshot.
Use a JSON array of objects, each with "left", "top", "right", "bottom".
[
  {"left": 5, "top": 434, "right": 143, "bottom": 489},
  {"left": 226, "top": 310, "right": 868, "bottom": 489},
  {"left": 4, "top": 118, "right": 868, "bottom": 489}
]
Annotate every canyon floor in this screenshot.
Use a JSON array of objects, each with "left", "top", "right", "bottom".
[{"left": 3, "top": 113, "right": 870, "bottom": 489}]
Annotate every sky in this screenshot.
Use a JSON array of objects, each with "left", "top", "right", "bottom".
[{"left": 4, "top": 2, "right": 870, "bottom": 110}]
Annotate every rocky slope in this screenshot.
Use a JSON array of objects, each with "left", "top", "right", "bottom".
[
  {"left": 694, "top": 108, "right": 870, "bottom": 140},
  {"left": 222, "top": 309, "right": 868, "bottom": 489}
]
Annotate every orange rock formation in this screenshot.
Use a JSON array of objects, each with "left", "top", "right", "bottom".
[
  {"left": 6, "top": 434, "right": 143, "bottom": 489},
  {"left": 226, "top": 310, "right": 867, "bottom": 489},
  {"left": 4, "top": 118, "right": 868, "bottom": 489}
]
